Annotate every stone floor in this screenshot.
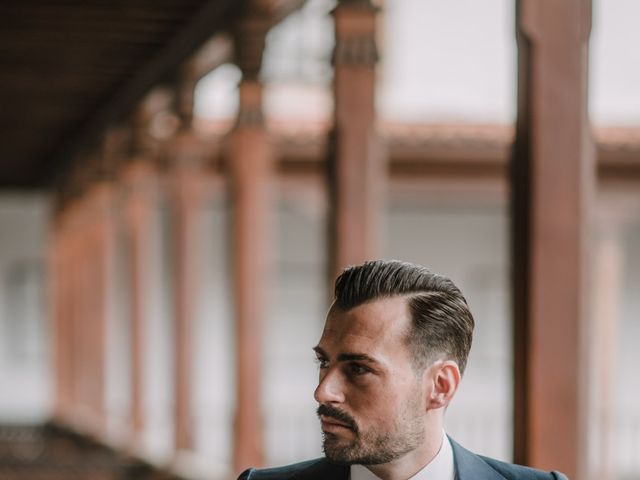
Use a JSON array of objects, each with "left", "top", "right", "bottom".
[{"left": 0, "top": 423, "right": 185, "bottom": 480}]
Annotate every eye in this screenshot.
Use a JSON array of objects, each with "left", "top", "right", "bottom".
[
  {"left": 315, "top": 356, "right": 329, "bottom": 369},
  {"left": 346, "top": 363, "right": 370, "bottom": 376}
]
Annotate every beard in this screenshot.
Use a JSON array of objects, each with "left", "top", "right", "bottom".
[{"left": 317, "top": 388, "right": 425, "bottom": 465}]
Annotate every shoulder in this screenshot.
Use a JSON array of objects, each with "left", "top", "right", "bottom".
[
  {"left": 479, "top": 455, "right": 569, "bottom": 480},
  {"left": 237, "top": 458, "right": 349, "bottom": 480},
  {"left": 448, "top": 437, "right": 568, "bottom": 480}
]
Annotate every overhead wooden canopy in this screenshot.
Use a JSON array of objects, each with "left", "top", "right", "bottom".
[{"left": 0, "top": 0, "right": 246, "bottom": 188}]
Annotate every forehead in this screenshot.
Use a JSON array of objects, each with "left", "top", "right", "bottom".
[{"left": 318, "top": 296, "right": 412, "bottom": 354}]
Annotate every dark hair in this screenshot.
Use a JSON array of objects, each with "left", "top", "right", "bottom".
[{"left": 333, "top": 259, "right": 474, "bottom": 374}]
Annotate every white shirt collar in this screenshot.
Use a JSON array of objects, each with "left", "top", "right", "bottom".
[{"left": 350, "top": 432, "right": 455, "bottom": 480}]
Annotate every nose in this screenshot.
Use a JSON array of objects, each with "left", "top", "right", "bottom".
[{"left": 314, "top": 367, "right": 345, "bottom": 404}]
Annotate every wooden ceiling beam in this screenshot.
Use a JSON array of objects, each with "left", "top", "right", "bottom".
[{"left": 41, "top": 0, "right": 244, "bottom": 187}]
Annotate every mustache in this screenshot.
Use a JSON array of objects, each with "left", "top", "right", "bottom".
[{"left": 317, "top": 404, "right": 358, "bottom": 432}]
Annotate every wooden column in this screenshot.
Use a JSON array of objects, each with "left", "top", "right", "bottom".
[
  {"left": 329, "top": 0, "right": 382, "bottom": 280},
  {"left": 512, "top": 1, "right": 594, "bottom": 478},
  {"left": 119, "top": 115, "right": 157, "bottom": 439},
  {"left": 123, "top": 160, "right": 156, "bottom": 437},
  {"left": 85, "top": 178, "right": 115, "bottom": 432},
  {"left": 59, "top": 215, "right": 73, "bottom": 420},
  {"left": 230, "top": 18, "right": 271, "bottom": 472},
  {"left": 63, "top": 175, "right": 105, "bottom": 429},
  {"left": 167, "top": 72, "right": 208, "bottom": 453},
  {"left": 51, "top": 205, "right": 72, "bottom": 421},
  {"left": 78, "top": 198, "right": 94, "bottom": 421},
  {"left": 63, "top": 170, "right": 93, "bottom": 426},
  {"left": 68, "top": 196, "right": 87, "bottom": 420},
  {"left": 170, "top": 160, "right": 201, "bottom": 452}
]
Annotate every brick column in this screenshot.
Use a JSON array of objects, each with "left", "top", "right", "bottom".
[
  {"left": 329, "top": 0, "right": 382, "bottom": 280},
  {"left": 512, "top": 1, "right": 594, "bottom": 477},
  {"left": 229, "top": 16, "right": 272, "bottom": 472}
]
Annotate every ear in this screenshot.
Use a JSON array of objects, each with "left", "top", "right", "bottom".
[{"left": 425, "top": 360, "right": 461, "bottom": 410}]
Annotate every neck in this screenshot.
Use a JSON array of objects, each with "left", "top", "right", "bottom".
[{"left": 364, "top": 417, "right": 444, "bottom": 480}]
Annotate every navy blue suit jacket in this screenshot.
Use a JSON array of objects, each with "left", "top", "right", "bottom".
[{"left": 238, "top": 438, "right": 568, "bottom": 480}]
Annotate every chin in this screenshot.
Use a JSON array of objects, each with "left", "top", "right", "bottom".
[{"left": 322, "top": 436, "right": 358, "bottom": 464}]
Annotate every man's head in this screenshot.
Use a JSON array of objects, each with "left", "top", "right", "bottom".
[
  {"left": 314, "top": 260, "right": 474, "bottom": 466},
  {"left": 333, "top": 259, "right": 474, "bottom": 374}
]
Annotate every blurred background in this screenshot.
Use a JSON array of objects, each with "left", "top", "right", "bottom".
[{"left": 0, "top": 0, "right": 639, "bottom": 479}]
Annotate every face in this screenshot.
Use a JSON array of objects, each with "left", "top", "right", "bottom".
[{"left": 313, "top": 296, "right": 428, "bottom": 465}]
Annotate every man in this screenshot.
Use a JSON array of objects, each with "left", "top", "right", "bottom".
[{"left": 239, "top": 260, "right": 567, "bottom": 480}]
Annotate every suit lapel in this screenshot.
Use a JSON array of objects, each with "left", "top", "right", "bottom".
[
  {"left": 292, "top": 440, "right": 507, "bottom": 480},
  {"left": 449, "top": 437, "right": 507, "bottom": 480},
  {"left": 292, "top": 458, "right": 349, "bottom": 480}
]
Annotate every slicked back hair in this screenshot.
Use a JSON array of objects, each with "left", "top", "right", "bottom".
[{"left": 333, "top": 260, "right": 475, "bottom": 374}]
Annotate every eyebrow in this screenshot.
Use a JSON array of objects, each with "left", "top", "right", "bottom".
[{"left": 313, "top": 346, "right": 381, "bottom": 365}]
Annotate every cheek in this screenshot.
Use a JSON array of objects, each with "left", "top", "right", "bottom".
[{"left": 348, "top": 380, "right": 410, "bottom": 423}]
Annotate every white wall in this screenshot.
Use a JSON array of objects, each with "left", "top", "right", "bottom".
[
  {"left": 0, "top": 192, "right": 51, "bottom": 422},
  {"left": 196, "top": 0, "right": 640, "bottom": 128},
  {"left": 3, "top": 1, "right": 640, "bottom": 477},
  {"left": 379, "top": 0, "right": 516, "bottom": 123},
  {"left": 590, "top": 0, "right": 640, "bottom": 126},
  {"left": 385, "top": 195, "right": 512, "bottom": 461},
  {"left": 257, "top": 186, "right": 513, "bottom": 465},
  {"left": 192, "top": 193, "right": 235, "bottom": 475},
  {"left": 263, "top": 185, "right": 328, "bottom": 466},
  {"left": 616, "top": 219, "right": 640, "bottom": 476}
]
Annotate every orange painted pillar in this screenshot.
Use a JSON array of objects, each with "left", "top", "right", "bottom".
[
  {"left": 512, "top": 1, "right": 594, "bottom": 478},
  {"left": 123, "top": 161, "right": 156, "bottom": 437},
  {"left": 229, "top": 19, "right": 272, "bottom": 469},
  {"left": 329, "top": 0, "right": 382, "bottom": 280}
]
